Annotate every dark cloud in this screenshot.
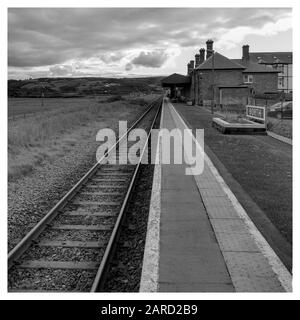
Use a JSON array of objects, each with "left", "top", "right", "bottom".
[
  {"left": 8, "top": 8, "right": 291, "bottom": 78},
  {"left": 130, "top": 50, "right": 169, "bottom": 68}
]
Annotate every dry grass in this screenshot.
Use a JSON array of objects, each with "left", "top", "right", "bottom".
[
  {"left": 8, "top": 97, "right": 153, "bottom": 180},
  {"left": 8, "top": 97, "right": 94, "bottom": 118}
]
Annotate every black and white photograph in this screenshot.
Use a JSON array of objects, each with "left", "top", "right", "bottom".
[{"left": 1, "top": 0, "right": 298, "bottom": 304}]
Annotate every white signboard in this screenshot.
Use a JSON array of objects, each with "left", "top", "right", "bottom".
[{"left": 246, "top": 105, "right": 266, "bottom": 125}]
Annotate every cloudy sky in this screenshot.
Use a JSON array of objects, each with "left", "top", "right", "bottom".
[{"left": 8, "top": 8, "right": 292, "bottom": 79}]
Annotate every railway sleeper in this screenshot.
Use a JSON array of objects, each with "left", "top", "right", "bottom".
[
  {"left": 71, "top": 201, "right": 120, "bottom": 206},
  {"left": 95, "top": 172, "right": 132, "bottom": 176},
  {"left": 79, "top": 191, "right": 123, "bottom": 196},
  {"left": 18, "top": 260, "right": 99, "bottom": 270},
  {"left": 91, "top": 178, "right": 128, "bottom": 182},
  {"left": 84, "top": 185, "right": 126, "bottom": 189},
  {"left": 50, "top": 224, "right": 112, "bottom": 231},
  {"left": 64, "top": 210, "right": 117, "bottom": 217},
  {"left": 37, "top": 240, "right": 105, "bottom": 248}
]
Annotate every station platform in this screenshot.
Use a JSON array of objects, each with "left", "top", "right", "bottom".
[{"left": 140, "top": 99, "right": 292, "bottom": 293}]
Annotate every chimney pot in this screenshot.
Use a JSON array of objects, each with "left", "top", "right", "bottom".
[
  {"left": 187, "top": 62, "right": 191, "bottom": 75},
  {"left": 195, "top": 54, "right": 200, "bottom": 68},
  {"left": 199, "top": 48, "right": 205, "bottom": 64},
  {"left": 206, "top": 39, "right": 214, "bottom": 59},
  {"left": 242, "top": 45, "right": 250, "bottom": 60}
]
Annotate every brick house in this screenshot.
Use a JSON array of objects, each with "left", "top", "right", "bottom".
[
  {"left": 161, "top": 40, "right": 286, "bottom": 106},
  {"left": 189, "top": 40, "right": 279, "bottom": 107},
  {"left": 248, "top": 50, "right": 292, "bottom": 93}
]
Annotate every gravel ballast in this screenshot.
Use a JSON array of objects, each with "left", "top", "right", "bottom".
[
  {"left": 8, "top": 104, "right": 147, "bottom": 252},
  {"left": 8, "top": 98, "right": 161, "bottom": 292},
  {"left": 103, "top": 107, "right": 161, "bottom": 292},
  {"left": 103, "top": 164, "right": 155, "bottom": 292}
]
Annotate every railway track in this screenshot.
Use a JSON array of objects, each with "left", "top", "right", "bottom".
[{"left": 8, "top": 96, "right": 162, "bottom": 292}]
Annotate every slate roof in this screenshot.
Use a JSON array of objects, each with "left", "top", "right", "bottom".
[
  {"left": 249, "top": 52, "right": 292, "bottom": 64},
  {"left": 231, "top": 59, "right": 279, "bottom": 73},
  {"left": 161, "top": 73, "right": 191, "bottom": 85},
  {"left": 196, "top": 52, "right": 245, "bottom": 70}
]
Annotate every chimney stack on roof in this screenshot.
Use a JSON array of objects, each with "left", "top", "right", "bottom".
[
  {"left": 187, "top": 62, "right": 191, "bottom": 75},
  {"left": 195, "top": 53, "right": 200, "bottom": 68},
  {"left": 187, "top": 61, "right": 195, "bottom": 75},
  {"left": 199, "top": 48, "right": 205, "bottom": 65},
  {"left": 242, "top": 45, "right": 250, "bottom": 60},
  {"left": 206, "top": 39, "right": 214, "bottom": 59}
]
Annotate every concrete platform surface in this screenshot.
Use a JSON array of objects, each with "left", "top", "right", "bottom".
[{"left": 141, "top": 99, "right": 292, "bottom": 293}]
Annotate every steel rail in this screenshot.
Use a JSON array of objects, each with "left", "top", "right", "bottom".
[
  {"left": 90, "top": 97, "right": 162, "bottom": 292},
  {"left": 8, "top": 96, "right": 162, "bottom": 270}
]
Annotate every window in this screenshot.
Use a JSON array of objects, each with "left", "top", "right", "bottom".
[
  {"left": 243, "top": 74, "right": 253, "bottom": 83},
  {"left": 278, "top": 77, "right": 284, "bottom": 87}
]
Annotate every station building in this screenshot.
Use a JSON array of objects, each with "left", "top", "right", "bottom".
[{"left": 162, "top": 40, "right": 292, "bottom": 107}]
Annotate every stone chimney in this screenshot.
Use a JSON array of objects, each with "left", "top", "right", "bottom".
[
  {"left": 187, "top": 62, "right": 191, "bottom": 75},
  {"left": 195, "top": 54, "right": 200, "bottom": 68},
  {"left": 206, "top": 39, "right": 214, "bottom": 59},
  {"left": 187, "top": 61, "right": 194, "bottom": 75},
  {"left": 242, "top": 45, "right": 250, "bottom": 60},
  {"left": 199, "top": 48, "right": 205, "bottom": 64}
]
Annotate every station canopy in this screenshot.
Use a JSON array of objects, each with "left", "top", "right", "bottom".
[{"left": 161, "top": 73, "right": 191, "bottom": 87}]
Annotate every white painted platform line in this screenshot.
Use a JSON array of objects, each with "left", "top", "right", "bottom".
[
  {"left": 139, "top": 100, "right": 164, "bottom": 292},
  {"left": 168, "top": 102, "right": 292, "bottom": 292}
]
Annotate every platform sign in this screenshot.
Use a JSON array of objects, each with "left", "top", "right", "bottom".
[{"left": 246, "top": 105, "right": 266, "bottom": 125}]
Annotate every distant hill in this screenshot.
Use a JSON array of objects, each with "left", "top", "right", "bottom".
[{"left": 8, "top": 76, "right": 164, "bottom": 98}]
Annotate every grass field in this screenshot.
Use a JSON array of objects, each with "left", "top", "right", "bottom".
[
  {"left": 8, "top": 96, "right": 113, "bottom": 118},
  {"left": 8, "top": 77, "right": 163, "bottom": 98},
  {"left": 8, "top": 95, "right": 156, "bottom": 180}
]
